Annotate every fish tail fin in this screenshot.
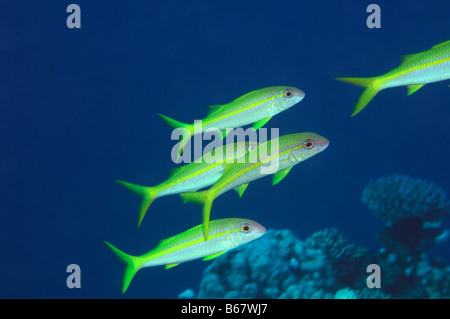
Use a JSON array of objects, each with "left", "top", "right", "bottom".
[
  {"left": 104, "top": 241, "right": 142, "bottom": 294},
  {"left": 180, "top": 191, "right": 214, "bottom": 240},
  {"left": 115, "top": 180, "right": 158, "bottom": 228},
  {"left": 157, "top": 114, "right": 193, "bottom": 160},
  {"left": 336, "top": 77, "right": 380, "bottom": 116}
]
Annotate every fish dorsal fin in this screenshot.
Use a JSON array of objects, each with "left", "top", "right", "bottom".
[
  {"left": 407, "top": 84, "right": 425, "bottom": 96},
  {"left": 232, "top": 90, "right": 253, "bottom": 103},
  {"left": 272, "top": 167, "right": 293, "bottom": 186},
  {"left": 169, "top": 165, "right": 188, "bottom": 177},
  {"left": 400, "top": 52, "right": 422, "bottom": 64},
  {"left": 156, "top": 235, "right": 178, "bottom": 249},
  {"left": 431, "top": 40, "right": 450, "bottom": 50},
  {"left": 234, "top": 183, "right": 249, "bottom": 198},
  {"left": 165, "top": 263, "right": 180, "bottom": 269},
  {"left": 202, "top": 251, "right": 228, "bottom": 261},
  {"left": 206, "top": 104, "right": 225, "bottom": 116},
  {"left": 156, "top": 222, "right": 201, "bottom": 248}
]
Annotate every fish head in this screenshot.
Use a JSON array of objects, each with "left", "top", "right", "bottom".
[
  {"left": 273, "top": 86, "right": 305, "bottom": 111},
  {"left": 289, "top": 132, "right": 329, "bottom": 163},
  {"left": 228, "top": 218, "right": 266, "bottom": 247}
]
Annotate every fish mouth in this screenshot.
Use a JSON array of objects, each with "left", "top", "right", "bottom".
[
  {"left": 316, "top": 138, "right": 330, "bottom": 151},
  {"left": 294, "top": 89, "right": 306, "bottom": 101}
]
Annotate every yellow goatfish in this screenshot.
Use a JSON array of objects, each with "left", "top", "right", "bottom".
[
  {"left": 337, "top": 40, "right": 450, "bottom": 116},
  {"left": 158, "top": 86, "right": 305, "bottom": 159},
  {"left": 105, "top": 218, "right": 265, "bottom": 293}
]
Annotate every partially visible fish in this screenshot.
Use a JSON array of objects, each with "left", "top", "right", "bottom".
[
  {"left": 158, "top": 86, "right": 305, "bottom": 159},
  {"left": 337, "top": 39, "right": 450, "bottom": 116},
  {"left": 105, "top": 218, "right": 266, "bottom": 293},
  {"left": 116, "top": 141, "right": 257, "bottom": 228}
]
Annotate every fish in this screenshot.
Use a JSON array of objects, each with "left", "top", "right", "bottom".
[
  {"left": 158, "top": 86, "right": 305, "bottom": 159},
  {"left": 337, "top": 39, "right": 450, "bottom": 116},
  {"left": 104, "top": 218, "right": 266, "bottom": 293},
  {"left": 180, "top": 132, "right": 329, "bottom": 239},
  {"left": 116, "top": 141, "right": 257, "bottom": 228}
]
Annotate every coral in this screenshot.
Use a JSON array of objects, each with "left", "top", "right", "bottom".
[
  {"left": 178, "top": 288, "right": 195, "bottom": 299},
  {"left": 333, "top": 287, "right": 359, "bottom": 299},
  {"left": 191, "top": 228, "right": 377, "bottom": 299},
  {"left": 361, "top": 174, "right": 449, "bottom": 223},
  {"left": 361, "top": 174, "right": 450, "bottom": 297},
  {"left": 177, "top": 175, "right": 450, "bottom": 300},
  {"left": 304, "top": 228, "right": 373, "bottom": 288},
  {"left": 179, "top": 227, "right": 449, "bottom": 299}
]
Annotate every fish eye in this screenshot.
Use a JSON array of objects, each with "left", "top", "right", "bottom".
[
  {"left": 283, "top": 89, "right": 293, "bottom": 98},
  {"left": 241, "top": 223, "right": 252, "bottom": 233},
  {"left": 303, "top": 139, "right": 315, "bottom": 149}
]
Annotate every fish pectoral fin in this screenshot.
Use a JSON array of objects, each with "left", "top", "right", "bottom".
[
  {"left": 164, "top": 263, "right": 180, "bottom": 269},
  {"left": 221, "top": 129, "right": 229, "bottom": 140},
  {"left": 234, "top": 183, "right": 249, "bottom": 198},
  {"left": 407, "top": 84, "right": 425, "bottom": 96},
  {"left": 272, "top": 167, "right": 293, "bottom": 186},
  {"left": 253, "top": 117, "right": 272, "bottom": 130},
  {"left": 202, "top": 251, "right": 228, "bottom": 261}
]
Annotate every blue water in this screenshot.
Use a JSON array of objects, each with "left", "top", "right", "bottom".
[{"left": 1, "top": 1, "right": 449, "bottom": 298}]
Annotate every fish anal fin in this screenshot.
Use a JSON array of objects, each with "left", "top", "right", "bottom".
[
  {"left": 407, "top": 84, "right": 425, "bottom": 96},
  {"left": 234, "top": 183, "right": 249, "bottom": 198},
  {"left": 272, "top": 167, "right": 292, "bottom": 186},
  {"left": 164, "top": 263, "right": 180, "bottom": 269},
  {"left": 202, "top": 251, "right": 227, "bottom": 261},
  {"left": 253, "top": 117, "right": 272, "bottom": 130}
]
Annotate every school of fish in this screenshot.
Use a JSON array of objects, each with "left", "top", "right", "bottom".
[{"left": 106, "top": 39, "right": 449, "bottom": 293}]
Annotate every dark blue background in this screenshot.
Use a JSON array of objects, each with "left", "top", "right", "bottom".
[{"left": 1, "top": 1, "right": 449, "bottom": 298}]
